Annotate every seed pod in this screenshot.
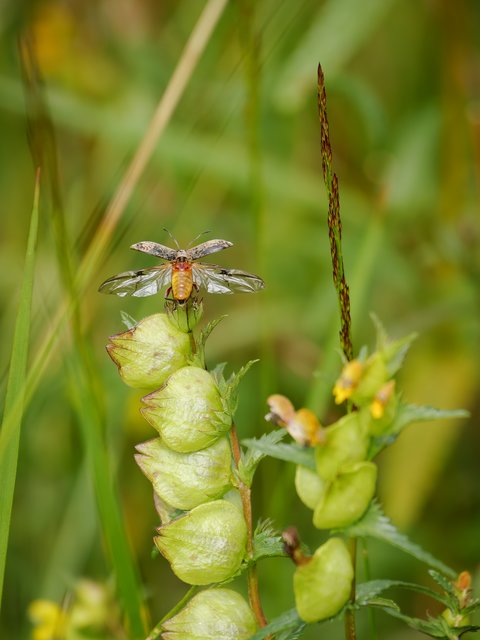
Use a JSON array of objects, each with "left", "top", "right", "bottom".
[
  {"left": 315, "top": 411, "right": 370, "bottom": 482},
  {"left": 294, "top": 538, "right": 354, "bottom": 622},
  {"left": 142, "top": 367, "right": 231, "bottom": 453},
  {"left": 107, "top": 314, "right": 191, "bottom": 389},
  {"left": 161, "top": 588, "right": 257, "bottom": 639},
  {"left": 313, "top": 461, "right": 377, "bottom": 529},
  {"left": 135, "top": 437, "right": 232, "bottom": 511},
  {"left": 295, "top": 465, "right": 325, "bottom": 510},
  {"left": 155, "top": 500, "right": 247, "bottom": 585}
]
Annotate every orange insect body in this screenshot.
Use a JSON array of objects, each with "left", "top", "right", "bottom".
[{"left": 171, "top": 260, "right": 193, "bottom": 301}]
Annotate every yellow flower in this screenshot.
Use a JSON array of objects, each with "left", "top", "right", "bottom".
[
  {"left": 28, "top": 600, "right": 66, "bottom": 640},
  {"left": 333, "top": 360, "right": 364, "bottom": 404},
  {"left": 266, "top": 395, "right": 323, "bottom": 446},
  {"left": 369, "top": 380, "right": 395, "bottom": 419}
]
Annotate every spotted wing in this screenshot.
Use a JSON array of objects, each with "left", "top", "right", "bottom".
[
  {"left": 130, "top": 241, "right": 177, "bottom": 260},
  {"left": 186, "top": 239, "right": 233, "bottom": 261},
  {"left": 98, "top": 265, "right": 172, "bottom": 297},
  {"left": 192, "top": 263, "right": 265, "bottom": 294}
]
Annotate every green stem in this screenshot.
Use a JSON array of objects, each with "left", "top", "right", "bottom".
[{"left": 145, "top": 586, "right": 199, "bottom": 640}]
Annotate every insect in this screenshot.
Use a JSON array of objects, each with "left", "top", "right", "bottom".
[{"left": 98, "top": 234, "right": 265, "bottom": 302}]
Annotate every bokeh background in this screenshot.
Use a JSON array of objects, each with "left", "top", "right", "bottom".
[{"left": 1, "top": 0, "right": 479, "bottom": 638}]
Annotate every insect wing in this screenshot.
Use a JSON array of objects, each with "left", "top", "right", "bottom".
[
  {"left": 98, "top": 265, "right": 172, "bottom": 297},
  {"left": 192, "top": 263, "right": 265, "bottom": 294},
  {"left": 186, "top": 239, "right": 233, "bottom": 261},
  {"left": 130, "top": 241, "right": 177, "bottom": 261}
]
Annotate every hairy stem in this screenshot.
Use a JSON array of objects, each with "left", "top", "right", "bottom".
[{"left": 229, "top": 425, "right": 268, "bottom": 628}]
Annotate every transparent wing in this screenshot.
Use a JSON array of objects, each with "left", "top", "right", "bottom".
[
  {"left": 186, "top": 239, "right": 233, "bottom": 261},
  {"left": 130, "top": 241, "right": 177, "bottom": 260},
  {"left": 98, "top": 265, "right": 172, "bottom": 297},
  {"left": 192, "top": 263, "right": 265, "bottom": 294}
]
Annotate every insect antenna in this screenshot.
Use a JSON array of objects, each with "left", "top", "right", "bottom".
[
  {"left": 187, "top": 230, "right": 211, "bottom": 248},
  {"left": 162, "top": 227, "right": 180, "bottom": 250}
]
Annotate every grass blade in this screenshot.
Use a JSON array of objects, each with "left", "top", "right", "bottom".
[{"left": 0, "top": 171, "right": 40, "bottom": 610}]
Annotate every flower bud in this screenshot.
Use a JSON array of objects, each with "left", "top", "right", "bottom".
[
  {"left": 161, "top": 588, "right": 257, "bottom": 639},
  {"left": 107, "top": 314, "right": 191, "bottom": 389},
  {"left": 135, "top": 437, "right": 232, "bottom": 511},
  {"left": 141, "top": 366, "right": 231, "bottom": 453},
  {"left": 295, "top": 465, "right": 325, "bottom": 510},
  {"left": 155, "top": 500, "right": 247, "bottom": 585},
  {"left": 313, "top": 461, "right": 377, "bottom": 529},
  {"left": 294, "top": 538, "right": 353, "bottom": 622},
  {"left": 165, "top": 297, "right": 203, "bottom": 333},
  {"left": 315, "top": 412, "right": 370, "bottom": 482}
]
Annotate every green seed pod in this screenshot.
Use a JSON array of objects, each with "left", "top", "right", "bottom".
[
  {"left": 141, "top": 366, "right": 231, "bottom": 452},
  {"left": 315, "top": 411, "right": 370, "bottom": 482},
  {"left": 161, "top": 588, "right": 257, "bottom": 639},
  {"left": 350, "top": 354, "right": 389, "bottom": 405},
  {"left": 107, "top": 314, "right": 191, "bottom": 390},
  {"left": 155, "top": 500, "right": 247, "bottom": 585},
  {"left": 294, "top": 538, "right": 353, "bottom": 623},
  {"left": 295, "top": 465, "right": 325, "bottom": 510},
  {"left": 135, "top": 437, "right": 232, "bottom": 511},
  {"left": 313, "top": 461, "right": 377, "bottom": 529}
]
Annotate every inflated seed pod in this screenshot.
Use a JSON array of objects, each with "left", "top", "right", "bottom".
[
  {"left": 313, "top": 461, "right": 377, "bottom": 529},
  {"left": 107, "top": 314, "right": 191, "bottom": 389},
  {"left": 155, "top": 500, "right": 247, "bottom": 585},
  {"left": 161, "top": 588, "right": 257, "bottom": 639},
  {"left": 315, "top": 411, "right": 370, "bottom": 482},
  {"left": 135, "top": 437, "right": 232, "bottom": 511},
  {"left": 294, "top": 538, "right": 353, "bottom": 623},
  {"left": 141, "top": 366, "right": 231, "bottom": 453},
  {"left": 165, "top": 297, "right": 203, "bottom": 333},
  {"left": 294, "top": 465, "right": 325, "bottom": 510}
]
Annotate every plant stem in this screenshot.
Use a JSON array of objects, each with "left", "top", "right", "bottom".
[
  {"left": 145, "top": 586, "right": 199, "bottom": 640},
  {"left": 344, "top": 537, "right": 357, "bottom": 640},
  {"left": 229, "top": 424, "right": 268, "bottom": 628}
]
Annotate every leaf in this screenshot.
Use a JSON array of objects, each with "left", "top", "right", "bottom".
[
  {"left": 378, "top": 607, "right": 480, "bottom": 639},
  {"left": 345, "top": 502, "right": 456, "bottom": 578},
  {"left": 248, "top": 609, "right": 305, "bottom": 640},
  {"left": 242, "top": 433, "right": 316, "bottom": 470},
  {"left": 239, "top": 430, "right": 286, "bottom": 485},
  {"left": 369, "top": 403, "right": 469, "bottom": 458},
  {"left": 356, "top": 579, "right": 450, "bottom": 608},
  {"left": 252, "top": 520, "right": 285, "bottom": 561},
  {"left": 213, "top": 359, "right": 258, "bottom": 416},
  {"left": 0, "top": 173, "right": 39, "bottom": 607}
]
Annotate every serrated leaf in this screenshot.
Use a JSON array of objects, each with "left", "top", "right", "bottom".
[
  {"left": 383, "top": 333, "right": 418, "bottom": 377},
  {"left": 429, "top": 570, "right": 457, "bottom": 599},
  {"left": 242, "top": 435, "right": 316, "bottom": 470},
  {"left": 356, "top": 579, "right": 450, "bottom": 608},
  {"left": 368, "top": 403, "right": 469, "bottom": 458},
  {"left": 252, "top": 520, "right": 285, "bottom": 561},
  {"left": 378, "top": 607, "right": 480, "bottom": 639},
  {"left": 364, "top": 596, "right": 400, "bottom": 610},
  {"left": 200, "top": 315, "right": 226, "bottom": 348},
  {"left": 239, "top": 430, "right": 286, "bottom": 485},
  {"left": 215, "top": 360, "right": 258, "bottom": 416},
  {"left": 248, "top": 609, "right": 305, "bottom": 640},
  {"left": 345, "top": 502, "right": 456, "bottom": 578}
]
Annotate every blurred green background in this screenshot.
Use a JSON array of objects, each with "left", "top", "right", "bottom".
[{"left": 1, "top": 0, "right": 479, "bottom": 638}]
